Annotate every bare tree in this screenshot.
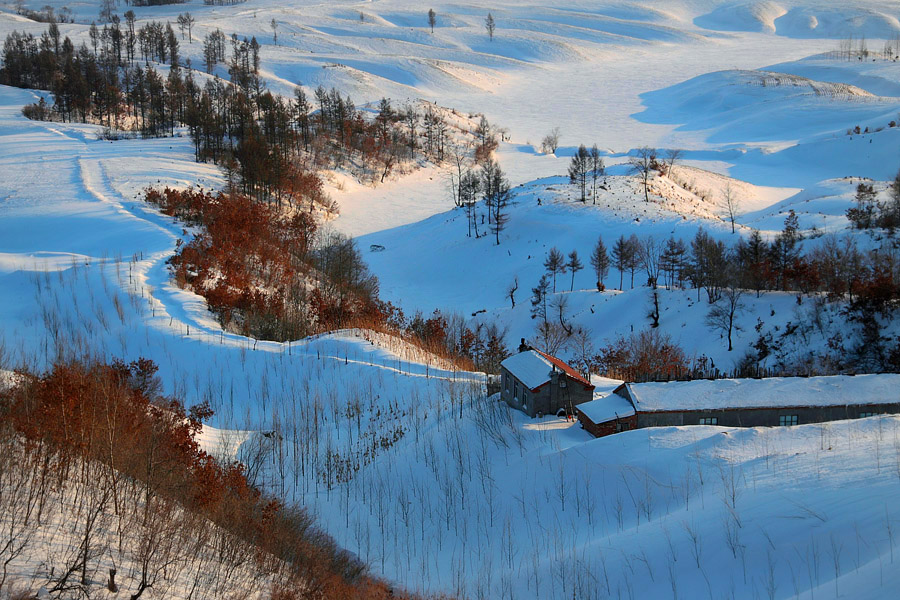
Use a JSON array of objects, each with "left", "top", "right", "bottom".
[
  {"left": 647, "top": 289, "right": 661, "bottom": 328},
  {"left": 541, "top": 127, "right": 560, "bottom": 154},
  {"left": 723, "top": 182, "right": 740, "bottom": 233},
  {"left": 506, "top": 277, "right": 518, "bottom": 308},
  {"left": 537, "top": 319, "right": 570, "bottom": 354},
  {"left": 271, "top": 18, "right": 278, "bottom": 44},
  {"left": 629, "top": 147, "right": 656, "bottom": 203},
  {"left": 637, "top": 236, "right": 663, "bottom": 288},
  {"left": 485, "top": 13, "right": 496, "bottom": 40},
  {"left": 706, "top": 280, "right": 744, "bottom": 351},
  {"left": 551, "top": 295, "right": 573, "bottom": 336},
  {"left": 663, "top": 148, "right": 682, "bottom": 177},
  {"left": 428, "top": 9, "right": 436, "bottom": 33}
]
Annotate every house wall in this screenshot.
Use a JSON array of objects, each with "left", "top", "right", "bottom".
[
  {"left": 500, "top": 367, "right": 535, "bottom": 416},
  {"left": 578, "top": 412, "right": 638, "bottom": 438},
  {"left": 635, "top": 402, "right": 900, "bottom": 428},
  {"left": 500, "top": 368, "right": 593, "bottom": 418}
]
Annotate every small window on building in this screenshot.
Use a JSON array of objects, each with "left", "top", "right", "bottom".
[
  {"left": 559, "top": 378, "right": 567, "bottom": 388},
  {"left": 859, "top": 411, "right": 875, "bottom": 418},
  {"left": 504, "top": 373, "right": 509, "bottom": 391},
  {"left": 779, "top": 415, "right": 798, "bottom": 426},
  {"left": 699, "top": 417, "right": 718, "bottom": 425},
  {"left": 513, "top": 381, "right": 518, "bottom": 400},
  {"left": 617, "top": 422, "right": 630, "bottom": 432}
]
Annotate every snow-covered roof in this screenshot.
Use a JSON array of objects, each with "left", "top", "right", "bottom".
[
  {"left": 500, "top": 350, "right": 593, "bottom": 391},
  {"left": 622, "top": 374, "right": 900, "bottom": 413},
  {"left": 577, "top": 394, "right": 636, "bottom": 424},
  {"left": 501, "top": 351, "right": 555, "bottom": 390}
]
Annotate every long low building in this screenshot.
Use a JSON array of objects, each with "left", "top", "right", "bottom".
[{"left": 576, "top": 374, "right": 900, "bottom": 437}]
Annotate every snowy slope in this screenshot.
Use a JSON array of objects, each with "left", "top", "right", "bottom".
[{"left": 2, "top": 0, "right": 900, "bottom": 598}]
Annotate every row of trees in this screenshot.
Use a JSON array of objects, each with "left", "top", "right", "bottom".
[
  {"left": 3, "top": 19, "right": 483, "bottom": 201},
  {"left": 525, "top": 208, "right": 900, "bottom": 373},
  {"left": 1, "top": 17, "right": 187, "bottom": 135}
]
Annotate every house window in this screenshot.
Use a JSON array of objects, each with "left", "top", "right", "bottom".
[
  {"left": 699, "top": 417, "right": 718, "bottom": 425},
  {"left": 859, "top": 412, "right": 875, "bottom": 418},
  {"left": 513, "top": 381, "right": 518, "bottom": 400},
  {"left": 617, "top": 422, "right": 630, "bottom": 432},
  {"left": 504, "top": 373, "right": 510, "bottom": 391},
  {"left": 778, "top": 415, "right": 798, "bottom": 426}
]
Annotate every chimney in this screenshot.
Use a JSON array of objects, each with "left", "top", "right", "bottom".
[{"left": 518, "top": 338, "right": 529, "bottom": 353}]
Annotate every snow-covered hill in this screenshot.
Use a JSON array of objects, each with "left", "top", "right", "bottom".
[{"left": 3, "top": 0, "right": 900, "bottom": 597}]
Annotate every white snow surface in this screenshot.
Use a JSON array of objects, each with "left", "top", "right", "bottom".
[
  {"left": 3, "top": 0, "right": 900, "bottom": 597},
  {"left": 499, "top": 349, "right": 555, "bottom": 390},
  {"left": 576, "top": 392, "right": 636, "bottom": 423},
  {"left": 624, "top": 374, "right": 900, "bottom": 412}
]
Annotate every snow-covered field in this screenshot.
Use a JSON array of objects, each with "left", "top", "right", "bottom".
[{"left": 3, "top": 0, "right": 900, "bottom": 597}]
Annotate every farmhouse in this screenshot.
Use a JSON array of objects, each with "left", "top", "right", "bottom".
[
  {"left": 577, "top": 374, "right": 900, "bottom": 437},
  {"left": 500, "top": 347, "right": 594, "bottom": 418}
]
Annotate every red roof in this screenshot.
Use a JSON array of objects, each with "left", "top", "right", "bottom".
[{"left": 532, "top": 349, "right": 594, "bottom": 390}]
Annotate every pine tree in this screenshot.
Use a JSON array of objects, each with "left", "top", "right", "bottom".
[
  {"left": 612, "top": 235, "right": 628, "bottom": 291},
  {"left": 590, "top": 236, "right": 610, "bottom": 290},
  {"left": 568, "top": 144, "right": 590, "bottom": 202},
  {"left": 589, "top": 144, "right": 604, "bottom": 204},
  {"left": 544, "top": 247, "right": 566, "bottom": 292},
  {"left": 480, "top": 159, "right": 510, "bottom": 245},
  {"left": 485, "top": 13, "right": 495, "bottom": 40},
  {"left": 566, "top": 250, "right": 583, "bottom": 291}
]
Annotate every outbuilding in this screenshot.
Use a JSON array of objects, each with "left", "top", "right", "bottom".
[{"left": 577, "top": 374, "right": 900, "bottom": 437}]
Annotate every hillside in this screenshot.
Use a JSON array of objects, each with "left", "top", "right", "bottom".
[{"left": 2, "top": 0, "right": 900, "bottom": 598}]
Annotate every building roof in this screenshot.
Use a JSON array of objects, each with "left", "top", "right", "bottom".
[
  {"left": 500, "top": 349, "right": 594, "bottom": 391},
  {"left": 577, "top": 393, "right": 636, "bottom": 424},
  {"left": 619, "top": 374, "right": 900, "bottom": 413}
]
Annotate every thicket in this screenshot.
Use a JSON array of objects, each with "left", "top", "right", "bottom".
[
  {"left": 0, "top": 358, "right": 448, "bottom": 599},
  {"left": 146, "top": 187, "right": 509, "bottom": 372}
]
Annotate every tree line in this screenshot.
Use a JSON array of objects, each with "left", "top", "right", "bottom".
[
  {"left": 524, "top": 209, "right": 900, "bottom": 376},
  {"left": 2, "top": 20, "right": 478, "bottom": 202}
]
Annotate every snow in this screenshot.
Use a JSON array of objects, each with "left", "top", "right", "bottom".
[
  {"left": 576, "top": 391, "right": 636, "bottom": 423},
  {"left": 3, "top": 0, "right": 900, "bottom": 597},
  {"left": 499, "top": 349, "right": 556, "bottom": 390},
  {"left": 625, "top": 373, "right": 900, "bottom": 412}
]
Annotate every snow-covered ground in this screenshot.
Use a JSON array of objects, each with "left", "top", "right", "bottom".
[{"left": 3, "top": 0, "right": 900, "bottom": 597}]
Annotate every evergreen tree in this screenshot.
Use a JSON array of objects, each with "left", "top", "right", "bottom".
[
  {"left": 566, "top": 250, "right": 583, "bottom": 291},
  {"left": 485, "top": 13, "right": 495, "bottom": 40},
  {"left": 568, "top": 144, "right": 590, "bottom": 202},
  {"left": 544, "top": 247, "right": 566, "bottom": 292},
  {"left": 612, "top": 236, "right": 628, "bottom": 291},
  {"left": 590, "top": 236, "right": 610, "bottom": 290}
]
